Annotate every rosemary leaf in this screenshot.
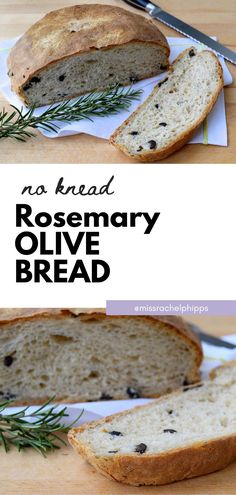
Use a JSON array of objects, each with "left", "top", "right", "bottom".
[
  {"left": 0, "top": 398, "right": 83, "bottom": 456},
  {"left": 0, "top": 85, "right": 142, "bottom": 141}
]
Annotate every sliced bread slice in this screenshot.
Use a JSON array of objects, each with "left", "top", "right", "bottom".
[
  {"left": 69, "top": 361, "right": 236, "bottom": 486},
  {"left": 0, "top": 310, "right": 202, "bottom": 404},
  {"left": 110, "top": 47, "right": 224, "bottom": 161}
]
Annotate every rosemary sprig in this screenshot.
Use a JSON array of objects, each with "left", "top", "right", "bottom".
[
  {"left": 0, "top": 85, "right": 142, "bottom": 141},
  {"left": 0, "top": 398, "right": 83, "bottom": 455}
]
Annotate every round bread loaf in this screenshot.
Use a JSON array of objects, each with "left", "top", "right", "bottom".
[{"left": 7, "top": 4, "right": 170, "bottom": 107}]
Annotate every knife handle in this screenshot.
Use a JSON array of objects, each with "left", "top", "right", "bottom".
[{"left": 123, "top": 0, "right": 151, "bottom": 11}]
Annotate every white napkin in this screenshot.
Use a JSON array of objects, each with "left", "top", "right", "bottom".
[
  {"left": 1, "top": 404, "right": 102, "bottom": 428},
  {"left": 0, "top": 36, "right": 233, "bottom": 144},
  {"left": 201, "top": 333, "right": 236, "bottom": 376},
  {"left": 3, "top": 334, "right": 236, "bottom": 423}
]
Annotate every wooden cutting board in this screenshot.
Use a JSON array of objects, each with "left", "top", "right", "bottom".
[
  {"left": 1, "top": 442, "right": 236, "bottom": 495},
  {"left": 0, "top": 0, "right": 236, "bottom": 163},
  {"left": 0, "top": 316, "right": 236, "bottom": 494}
]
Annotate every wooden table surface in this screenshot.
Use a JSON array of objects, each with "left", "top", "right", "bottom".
[
  {"left": 0, "top": 316, "right": 235, "bottom": 495},
  {"left": 0, "top": 0, "right": 235, "bottom": 163}
]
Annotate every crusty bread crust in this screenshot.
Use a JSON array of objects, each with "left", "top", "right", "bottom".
[
  {"left": 7, "top": 4, "right": 170, "bottom": 105},
  {"left": 110, "top": 49, "right": 224, "bottom": 162},
  {"left": 68, "top": 367, "right": 236, "bottom": 486},
  {"left": 0, "top": 310, "right": 202, "bottom": 405},
  {"left": 69, "top": 427, "right": 236, "bottom": 486},
  {"left": 209, "top": 359, "right": 236, "bottom": 379}
]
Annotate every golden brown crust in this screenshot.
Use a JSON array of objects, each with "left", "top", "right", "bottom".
[
  {"left": 68, "top": 366, "right": 236, "bottom": 485},
  {"left": 0, "top": 308, "right": 60, "bottom": 322},
  {"left": 110, "top": 49, "right": 224, "bottom": 162},
  {"left": 7, "top": 4, "right": 169, "bottom": 103},
  {"left": 0, "top": 308, "right": 103, "bottom": 322},
  {"left": 69, "top": 429, "right": 236, "bottom": 485}
]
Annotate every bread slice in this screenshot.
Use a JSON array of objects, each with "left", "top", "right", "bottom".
[
  {"left": 69, "top": 361, "right": 236, "bottom": 486},
  {"left": 0, "top": 310, "right": 202, "bottom": 404},
  {"left": 7, "top": 4, "right": 170, "bottom": 107},
  {"left": 110, "top": 47, "right": 224, "bottom": 161}
]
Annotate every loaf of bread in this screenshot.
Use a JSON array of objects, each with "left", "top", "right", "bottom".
[
  {"left": 110, "top": 47, "right": 224, "bottom": 161},
  {"left": 69, "top": 361, "right": 236, "bottom": 486},
  {"left": 7, "top": 4, "right": 170, "bottom": 107},
  {"left": 0, "top": 310, "right": 202, "bottom": 404}
]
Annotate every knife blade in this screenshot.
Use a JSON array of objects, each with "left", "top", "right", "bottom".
[
  {"left": 123, "top": 0, "right": 236, "bottom": 65},
  {"left": 189, "top": 323, "right": 236, "bottom": 349}
]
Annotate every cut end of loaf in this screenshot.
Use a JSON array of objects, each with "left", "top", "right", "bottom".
[
  {"left": 69, "top": 361, "right": 236, "bottom": 486},
  {"left": 0, "top": 313, "right": 201, "bottom": 405},
  {"left": 110, "top": 47, "right": 224, "bottom": 162},
  {"left": 18, "top": 43, "right": 169, "bottom": 107}
]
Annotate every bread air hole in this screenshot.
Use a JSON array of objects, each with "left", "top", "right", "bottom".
[{"left": 51, "top": 335, "right": 74, "bottom": 343}]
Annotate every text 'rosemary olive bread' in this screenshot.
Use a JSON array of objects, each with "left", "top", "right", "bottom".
[
  {"left": 7, "top": 4, "right": 170, "bottom": 107},
  {"left": 69, "top": 361, "right": 236, "bottom": 486},
  {"left": 110, "top": 47, "right": 224, "bottom": 161},
  {"left": 0, "top": 310, "right": 202, "bottom": 404}
]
